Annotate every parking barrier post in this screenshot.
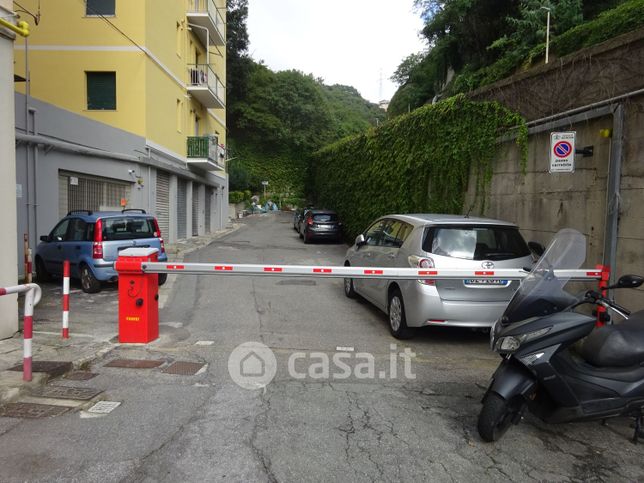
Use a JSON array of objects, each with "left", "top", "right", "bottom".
[
  {"left": 595, "top": 264, "right": 611, "bottom": 327},
  {"left": 62, "top": 260, "right": 70, "bottom": 339},
  {"left": 114, "top": 248, "right": 159, "bottom": 343},
  {"left": 0, "top": 283, "right": 42, "bottom": 381}
]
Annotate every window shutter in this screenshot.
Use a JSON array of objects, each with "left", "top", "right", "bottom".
[
  {"left": 86, "top": 0, "right": 115, "bottom": 16},
  {"left": 87, "top": 72, "right": 116, "bottom": 110}
]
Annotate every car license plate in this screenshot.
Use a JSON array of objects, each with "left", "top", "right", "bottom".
[{"left": 464, "top": 279, "right": 508, "bottom": 286}]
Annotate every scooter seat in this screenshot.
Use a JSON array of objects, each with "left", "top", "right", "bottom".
[{"left": 581, "top": 311, "right": 644, "bottom": 367}]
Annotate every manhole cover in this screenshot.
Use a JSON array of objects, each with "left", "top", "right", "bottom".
[
  {"left": 276, "top": 279, "right": 317, "bottom": 286},
  {"left": 162, "top": 361, "right": 205, "bottom": 375},
  {"left": 64, "top": 371, "right": 98, "bottom": 381},
  {"left": 87, "top": 401, "right": 121, "bottom": 414},
  {"left": 9, "top": 361, "right": 73, "bottom": 378},
  {"left": 0, "top": 402, "right": 70, "bottom": 419},
  {"left": 34, "top": 386, "right": 103, "bottom": 401},
  {"left": 104, "top": 359, "right": 164, "bottom": 369}
]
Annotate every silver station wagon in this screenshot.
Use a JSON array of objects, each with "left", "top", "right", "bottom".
[{"left": 344, "top": 214, "right": 539, "bottom": 339}]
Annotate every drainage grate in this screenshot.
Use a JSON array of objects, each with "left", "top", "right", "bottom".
[
  {"left": 9, "top": 361, "right": 73, "bottom": 378},
  {"left": 64, "top": 371, "right": 98, "bottom": 381},
  {"left": 0, "top": 402, "right": 70, "bottom": 419},
  {"left": 104, "top": 359, "right": 164, "bottom": 369},
  {"left": 34, "top": 386, "right": 103, "bottom": 401},
  {"left": 162, "top": 361, "right": 205, "bottom": 376}
]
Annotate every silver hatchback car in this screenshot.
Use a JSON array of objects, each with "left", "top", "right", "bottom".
[{"left": 344, "top": 214, "right": 537, "bottom": 339}]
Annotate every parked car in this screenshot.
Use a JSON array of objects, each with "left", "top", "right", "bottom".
[
  {"left": 299, "top": 209, "right": 343, "bottom": 243},
  {"left": 293, "top": 208, "right": 305, "bottom": 230},
  {"left": 35, "top": 209, "right": 169, "bottom": 293},
  {"left": 343, "top": 214, "right": 541, "bottom": 339}
]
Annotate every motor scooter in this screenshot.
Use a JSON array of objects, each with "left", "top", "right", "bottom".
[{"left": 479, "top": 228, "right": 644, "bottom": 442}]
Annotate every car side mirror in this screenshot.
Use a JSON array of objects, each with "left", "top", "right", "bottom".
[
  {"left": 355, "top": 234, "right": 366, "bottom": 247},
  {"left": 528, "top": 241, "right": 545, "bottom": 257},
  {"left": 607, "top": 274, "right": 644, "bottom": 290},
  {"left": 40, "top": 235, "right": 50, "bottom": 242}
]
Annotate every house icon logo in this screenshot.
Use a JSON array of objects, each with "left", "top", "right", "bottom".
[
  {"left": 228, "top": 341, "right": 277, "bottom": 390},
  {"left": 240, "top": 351, "right": 265, "bottom": 377}
]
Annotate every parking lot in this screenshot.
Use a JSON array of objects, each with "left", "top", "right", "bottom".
[{"left": 0, "top": 212, "right": 643, "bottom": 482}]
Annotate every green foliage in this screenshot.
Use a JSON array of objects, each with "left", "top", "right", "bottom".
[
  {"left": 312, "top": 96, "right": 527, "bottom": 239},
  {"left": 393, "top": 0, "right": 639, "bottom": 111},
  {"left": 228, "top": 61, "right": 385, "bottom": 197},
  {"left": 229, "top": 191, "right": 247, "bottom": 204},
  {"left": 549, "top": 0, "right": 644, "bottom": 56}
]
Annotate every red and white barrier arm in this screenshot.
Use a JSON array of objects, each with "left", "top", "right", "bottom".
[
  {"left": 62, "top": 261, "right": 70, "bottom": 339},
  {"left": 136, "top": 262, "right": 604, "bottom": 282},
  {"left": 0, "top": 283, "right": 42, "bottom": 382}
]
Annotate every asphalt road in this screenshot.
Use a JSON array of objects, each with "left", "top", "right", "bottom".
[{"left": 0, "top": 212, "right": 643, "bottom": 482}]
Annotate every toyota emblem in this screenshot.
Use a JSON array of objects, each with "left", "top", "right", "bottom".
[{"left": 481, "top": 261, "right": 495, "bottom": 269}]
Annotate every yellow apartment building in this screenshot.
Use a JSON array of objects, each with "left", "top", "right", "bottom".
[{"left": 13, "top": 0, "right": 228, "bottom": 264}]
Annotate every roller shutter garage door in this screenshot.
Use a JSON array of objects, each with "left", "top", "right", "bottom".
[
  {"left": 205, "top": 188, "right": 212, "bottom": 233},
  {"left": 177, "top": 179, "right": 187, "bottom": 239},
  {"left": 192, "top": 183, "right": 199, "bottom": 236},
  {"left": 59, "top": 172, "right": 130, "bottom": 217},
  {"left": 155, "top": 171, "right": 170, "bottom": 237}
]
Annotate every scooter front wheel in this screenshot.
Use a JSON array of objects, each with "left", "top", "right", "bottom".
[{"left": 478, "top": 393, "right": 523, "bottom": 442}]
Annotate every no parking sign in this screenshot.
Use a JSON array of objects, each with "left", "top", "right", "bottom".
[{"left": 549, "top": 132, "right": 576, "bottom": 173}]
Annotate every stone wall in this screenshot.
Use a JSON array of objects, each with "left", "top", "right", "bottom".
[{"left": 466, "top": 29, "right": 644, "bottom": 309}]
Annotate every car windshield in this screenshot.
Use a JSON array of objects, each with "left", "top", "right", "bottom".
[
  {"left": 422, "top": 225, "right": 530, "bottom": 260},
  {"left": 501, "top": 228, "right": 586, "bottom": 324},
  {"left": 101, "top": 217, "right": 156, "bottom": 241},
  {"left": 313, "top": 213, "right": 338, "bottom": 222}
]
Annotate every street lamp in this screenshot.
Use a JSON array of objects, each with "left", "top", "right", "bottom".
[{"left": 541, "top": 6, "right": 551, "bottom": 64}]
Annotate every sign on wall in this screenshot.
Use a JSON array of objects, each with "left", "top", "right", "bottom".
[{"left": 549, "top": 132, "right": 576, "bottom": 173}]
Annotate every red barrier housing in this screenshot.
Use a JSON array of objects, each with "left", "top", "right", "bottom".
[{"left": 116, "top": 248, "right": 159, "bottom": 343}]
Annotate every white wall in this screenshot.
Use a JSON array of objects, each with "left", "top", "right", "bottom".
[{"left": 0, "top": 6, "right": 19, "bottom": 338}]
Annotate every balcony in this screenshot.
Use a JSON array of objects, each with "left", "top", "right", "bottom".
[
  {"left": 187, "top": 64, "right": 225, "bottom": 108},
  {"left": 186, "top": 136, "right": 225, "bottom": 171},
  {"left": 186, "top": 0, "right": 225, "bottom": 46}
]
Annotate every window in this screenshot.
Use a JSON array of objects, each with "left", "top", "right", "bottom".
[
  {"left": 176, "top": 99, "right": 183, "bottom": 132},
  {"left": 422, "top": 225, "right": 530, "bottom": 261},
  {"left": 176, "top": 21, "right": 182, "bottom": 57},
  {"left": 382, "top": 220, "right": 412, "bottom": 248},
  {"left": 68, "top": 219, "right": 89, "bottom": 242},
  {"left": 312, "top": 213, "right": 338, "bottom": 222},
  {"left": 86, "top": 0, "right": 115, "bottom": 16},
  {"left": 51, "top": 219, "right": 71, "bottom": 241},
  {"left": 87, "top": 72, "right": 116, "bottom": 110},
  {"left": 100, "top": 217, "right": 156, "bottom": 241},
  {"left": 364, "top": 220, "right": 387, "bottom": 247}
]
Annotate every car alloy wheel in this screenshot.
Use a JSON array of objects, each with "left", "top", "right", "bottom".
[
  {"left": 80, "top": 265, "right": 101, "bottom": 293},
  {"left": 389, "top": 296, "right": 402, "bottom": 332}
]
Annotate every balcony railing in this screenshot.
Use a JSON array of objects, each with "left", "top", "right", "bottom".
[
  {"left": 187, "top": 64, "right": 225, "bottom": 108},
  {"left": 187, "top": 0, "right": 225, "bottom": 46},
  {"left": 187, "top": 136, "right": 225, "bottom": 171}
]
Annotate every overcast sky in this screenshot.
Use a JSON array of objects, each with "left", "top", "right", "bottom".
[{"left": 246, "top": 0, "right": 427, "bottom": 104}]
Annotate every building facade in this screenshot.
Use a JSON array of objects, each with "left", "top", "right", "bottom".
[
  {"left": 1, "top": 0, "right": 21, "bottom": 338},
  {"left": 13, "top": 0, "right": 228, "bottom": 279}
]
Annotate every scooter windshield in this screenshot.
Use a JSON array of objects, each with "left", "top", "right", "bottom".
[{"left": 501, "top": 229, "right": 586, "bottom": 324}]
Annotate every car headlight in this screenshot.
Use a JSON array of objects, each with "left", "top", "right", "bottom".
[{"left": 494, "top": 326, "right": 552, "bottom": 354}]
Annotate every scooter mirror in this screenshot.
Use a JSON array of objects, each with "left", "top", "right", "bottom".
[
  {"left": 608, "top": 274, "right": 644, "bottom": 290},
  {"left": 528, "top": 241, "right": 545, "bottom": 257}
]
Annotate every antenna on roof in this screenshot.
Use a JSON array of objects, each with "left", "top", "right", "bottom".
[{"left": 464, "top": 204, "right": 474, "bottom": 218}]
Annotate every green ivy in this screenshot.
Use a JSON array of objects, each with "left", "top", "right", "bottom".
[{"left": 311, "top": 95, "right": 527, "bottom": 239}]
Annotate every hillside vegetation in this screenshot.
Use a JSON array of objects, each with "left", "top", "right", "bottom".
[{"left": 389, "top": 0, "right": 644, "bottom": 116}]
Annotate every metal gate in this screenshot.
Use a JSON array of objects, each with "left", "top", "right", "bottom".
[
  {"left": 155, "top": 171, "right": 170, "bottom": 237},
  {"left": 177, "top": 179, "right": 187, "bottom": 239},
  {"left": 205, "top": 188, "right": 212, "bottom": 233},
  {"left": 192, "top": 183, "right": 199, "bottom": 236},
  {"left": 59, "top": 172, "right": 130, "bottom": 216}
]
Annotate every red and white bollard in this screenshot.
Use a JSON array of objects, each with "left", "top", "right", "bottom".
[
  {"left": 0, "top": 283, "right": 41, "bottom": 381},
  {"left": 62, "top": 260, "right": 70, "bottom": 339}
]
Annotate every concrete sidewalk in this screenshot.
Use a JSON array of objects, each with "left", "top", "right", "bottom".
[{"left": 0, "top": 222, "right": 243, "bottom": 404}]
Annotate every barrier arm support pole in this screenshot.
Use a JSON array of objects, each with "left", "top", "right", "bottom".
[
  {"left": 62, "top": 261, "right": 70, "bottom": 339},
  {"left": 0, "top": 284, "right": 42, "bottom": 381}
]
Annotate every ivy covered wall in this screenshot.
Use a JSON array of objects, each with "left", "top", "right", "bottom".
[{"left": 311, "top": 95, "right": 527, "bottom": 238}]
